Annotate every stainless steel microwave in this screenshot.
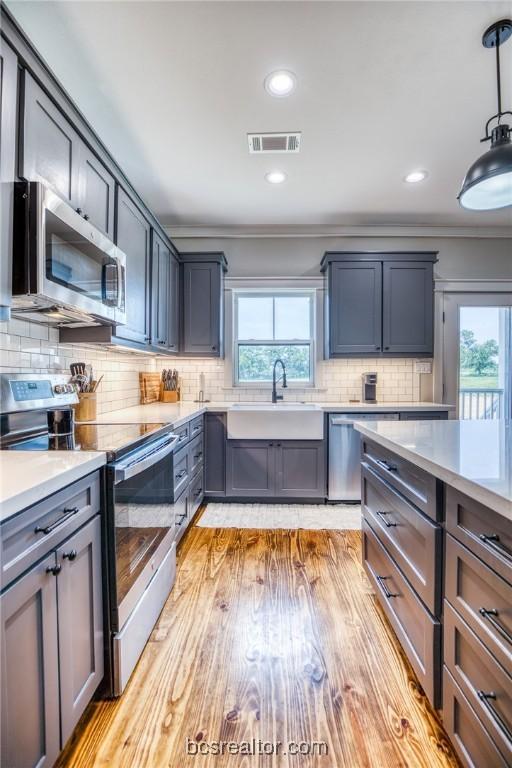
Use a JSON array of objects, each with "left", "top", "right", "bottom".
[{"left": 11, "top": 181, "right": 127, "bottom": 327}]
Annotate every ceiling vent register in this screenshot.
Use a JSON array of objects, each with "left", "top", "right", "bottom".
[{"left": 248, "top": 132, "right": 301, "bottom": 154}]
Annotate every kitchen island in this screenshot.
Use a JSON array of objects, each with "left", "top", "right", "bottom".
[{"left": 354, "top": 419, "right": 511, "bottom": 768}]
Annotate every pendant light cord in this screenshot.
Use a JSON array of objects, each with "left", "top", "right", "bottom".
[{"left": 496, "top": 35, "right": 502, "bottom": 120}]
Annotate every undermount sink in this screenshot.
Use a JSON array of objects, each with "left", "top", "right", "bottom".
[{"left": 227, "top": 403, "right": 324, "bottom": 440}]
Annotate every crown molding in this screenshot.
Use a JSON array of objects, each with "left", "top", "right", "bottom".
[{"left": 164, "top": 224, "right": 512, "bottom": 240}]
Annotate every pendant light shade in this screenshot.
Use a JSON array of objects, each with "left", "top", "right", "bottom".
[
  {"left": 459, "top": 124, "right": 512, "bottom": 210},
  {"left": 458, "top": 19, "right": 512, "bottom": 210}
]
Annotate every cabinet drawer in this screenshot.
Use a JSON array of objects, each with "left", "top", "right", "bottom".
[
  {"left": 361, "top": 438, "right": 440, "bottom": 521},
  {"left": 174, "top": 422, "right": 190, "bottom": 448},
  {"left": 1, "top": 471, "right": 101, "bottom": 590},
  {"left": 174, "top": 488, "right": 188, "bottom": 545},
  {"left": 189, "top": 433, "right": 204, "bottom": 478},
  {"left": 443, "top": 666, "right": 510, "bottom": 768},
  {"left": 172, "top": 446, "right": 189, "bottom": 499},
  {"left": 362, "top": 517, "right": 441, "bottom": 707},
  {"left": 445, "top": 534, "right": 512, "bottom": 677},
  {"left": 446, "top": 486, "right": 512, "bottom": 586},
  {"left": 362, "top": 464, "right": 442, "bottom": 616},
  {"left": 444, "top": 600, "right": 512, "bottom": 758},
  {"left": 190, "top": 416, "right": 204, "bottom": 439},
  {"left": 188, "top": 471, "right": 204, "bottom": 522}
]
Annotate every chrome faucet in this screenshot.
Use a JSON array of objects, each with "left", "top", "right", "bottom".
[{"left": 272, "top": 358, "right": 288, "bottom": 403}]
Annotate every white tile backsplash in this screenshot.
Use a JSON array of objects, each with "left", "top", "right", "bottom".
[{"left": 1, "top": 319, "right": 423, "bottom": 414}]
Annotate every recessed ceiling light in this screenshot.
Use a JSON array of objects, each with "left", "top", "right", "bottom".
[
  {"left": 404, "top": 169, "right": 429, "bottom": 184},
  {"left": 265, "top": 170, "right": 287, "bottom": 184},
  {"left": 264, "top": 70, "right": 297, "bottom": 98}
]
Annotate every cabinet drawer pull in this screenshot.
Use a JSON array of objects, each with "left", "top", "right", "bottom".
[
  {"left": 479, "top": 534, "right": 512, "bottom": 562},
  {"left": 179, "top": 433, "right": 187, "bottom": 441},
  {"left": 194, "top": 487, "right": 203, "bottom": 498},
  {"left": 63, "top": 549, "right": 77, "bottom": 561},
  {"left": 176, "top": 513, "right": 187, "bottom": 524},
  {"left": 46, "top": 564, "right": 62, "bottom": 576},
  {"left": 35, "top": 506, "right": 80, "bottom": 535},
  {"left": 375, "top": 459, "right": 398, "bottom": 473},
  {"left": 477, "top": 691, "right": 512, "bottom": 742},
  {"left": 376, "top": 575, "right": 399, "bottom": 599},
  {"left": 176, "top": 469, "right": 187, "bottom": 480},
  {"left": 376, "top": 510, "right": 397, "bottom": 528},
  {"left": 193, "top": 451, "right": 203, "bottom": 460},
  {"left": 479, "top": 608, "right": 512, "bottom": 646}
]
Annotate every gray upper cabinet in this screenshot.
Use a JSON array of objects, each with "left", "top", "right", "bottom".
[
  {"left": 327, "top": 261, "right": 382, "bottom": 355},
  {"left": 116, "top": 188, "right": 151, "bottom": 344},
  {"left": 20, "top": 70, "right": 80, "bottom": 207},
  {"left": 321, "top": 252, "right": 437, "bottom": 358},
  {"left": 151, "top": 231, "right": 170, "bottom": 348},
  {"left": 78, "top": 142, "right": 115, "bottom": 238},
  {"left": 382, "top": 261, "right": 433, "bottom": 355},
  {"left": 56, "top": 515, "right": 104, "bottom": 743},
  {"left": 20, "top": 71, "right": 115, "bottom": 239},
  {"left": 168, "top": 254, "right": 180, "bottom": 352},
  {"left": 1, "top": 553, "right": 60, "bottom": 768},
  {"left": 0, "top": 39, "right": 17, "bottom": 319},
  {"left": 181, "top": 253, "right": 227, "bottom": 357}
]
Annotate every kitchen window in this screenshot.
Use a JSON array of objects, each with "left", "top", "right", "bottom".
[{"left": 233, "top": 291, "right": 315, "bottom": 385}]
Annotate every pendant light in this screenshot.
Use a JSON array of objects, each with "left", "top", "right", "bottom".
[{"left": 458, "top": 19, "right": 512, "bottom": 210}]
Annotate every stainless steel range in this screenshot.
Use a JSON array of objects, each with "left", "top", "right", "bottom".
[{"left": 0, "top": 373, "right": 180, "bottom": 695}]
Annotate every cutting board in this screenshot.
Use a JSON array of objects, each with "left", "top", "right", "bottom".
[{"left": 139, "top": 372, "right": 161, "bottom": 404}]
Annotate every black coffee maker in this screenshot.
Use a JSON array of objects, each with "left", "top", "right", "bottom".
[{"left": 362, "top": 372, "right": 377, "bottom": 403}]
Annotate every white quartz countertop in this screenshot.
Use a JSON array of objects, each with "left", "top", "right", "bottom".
[
  {"left": 80, "top": 401, "right": 453, "bottom": 429},
  {"left": 354, "top": 419, "right": 512, "bottom": 520},
  {"left": 0, "top": 451, "right": 106, "bottom": 523}
]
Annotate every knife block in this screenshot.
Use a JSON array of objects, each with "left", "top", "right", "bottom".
[{"left": 160, "top": 389, "right": 179, "bottom": 403}]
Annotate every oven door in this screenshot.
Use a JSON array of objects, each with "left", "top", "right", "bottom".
[
  {"left": 19, "top": 182, "right": 126, "bottom": 325},
  {"left": 108, "top": 433, "right": 179, "bottom": 631}
]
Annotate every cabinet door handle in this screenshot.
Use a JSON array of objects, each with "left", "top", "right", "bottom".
[
  {"left": 211, "top": 346, "right": 217, "bottom": 351},
  {"left": 76, "top": 207, "right": 83, "bottom": 215},
  {"left": 35, "top": 506, "right": 80, "bottom": 535},
  {"left": 194, "top": 487, "right": 203, "bottom": 498},
  {"left": 176, "top": 513, "right": 187, "bottom": 524},
  {"left": 384, "top": 346, "right": 390, "bottom": 351},
  {"left": 376, "top": 575, "right": 399, "bottom": 599},
  {"left": 477, "top": 691, "right": 512, "bottom": 742},
  {"left": 479, "top": 608, "right": 512, "bottom": 645},
  {"left": 479, "top": 534, "right": 512, "bottom": 562},
  {"left": 63, "top": 549, "right": 77, "bottom": 561},
  {"left": 83, "top": 213, "right": 90, "bottom": 221},
  {"left": 375, "top": 459, "right": 398, "bottom": 473},
  {"left": 375, "top": 346, "right": 381, "bottom": 351},
  {"left": 193, "top": 452, "right": 203, "bottom": 459},
  {"left": 46, "top": 564, "right": 62, "bottom": 576},
  {"left": 376, "top": 510, "right": 397, "bottom": 528}
]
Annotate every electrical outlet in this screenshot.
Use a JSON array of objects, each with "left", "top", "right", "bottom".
[{"left": 414, "top": 360, "right": 432, "bottom": 374}]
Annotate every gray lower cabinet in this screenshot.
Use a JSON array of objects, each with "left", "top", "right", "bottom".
[
  {"left": 56, "top": 515, "right": 104, "bottom": 742},
  {"left": 275, "top": 441, "right": 326, "bottom": 497},
  {"left": 205, "top": 412, "right": 227, "bottom": 497},
  {"left": 0, "top": 39, "right": 17, "bottom": 319},
  {"left": 226, "top": 440, "right": 325, "bottom": 499},
  {"left": 0, "top": 473, "right": 103, "bottom": 768},
  {"left": 226, "top": 441, "right": 275, "bottom": 497},
  {"left": 1, "top": 553, "right": 60, "bottom": 768},
  {"left": 181, "top": 253, "right": 227, "bottom": 356},
  {"left": 115, "top": 188, "right": 151, "bottom": 345}
]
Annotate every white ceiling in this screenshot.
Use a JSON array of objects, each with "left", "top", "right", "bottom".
[{"left": 7, "top": 0, "right": 512, "bottom": 229}]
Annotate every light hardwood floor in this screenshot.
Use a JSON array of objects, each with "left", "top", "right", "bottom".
[{"left": 57, "top": 524, "right": 460, "bottom": 767}]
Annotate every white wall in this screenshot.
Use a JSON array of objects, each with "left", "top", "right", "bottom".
[{"left": 173, "top": 235, "right": 512, "bottom": 280}]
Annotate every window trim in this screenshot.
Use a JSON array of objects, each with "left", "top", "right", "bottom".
[{"left": 232, "top": 289, "right": 316, "bottom": 387}]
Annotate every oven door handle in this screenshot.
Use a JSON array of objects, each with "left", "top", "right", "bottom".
[{"left": 113, "top": 434, "right": 180, "bottom": 483}]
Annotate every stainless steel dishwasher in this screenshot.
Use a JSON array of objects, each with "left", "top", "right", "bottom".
[{"left": 328, "top": 412, "right": 399, "bottom": 501}]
